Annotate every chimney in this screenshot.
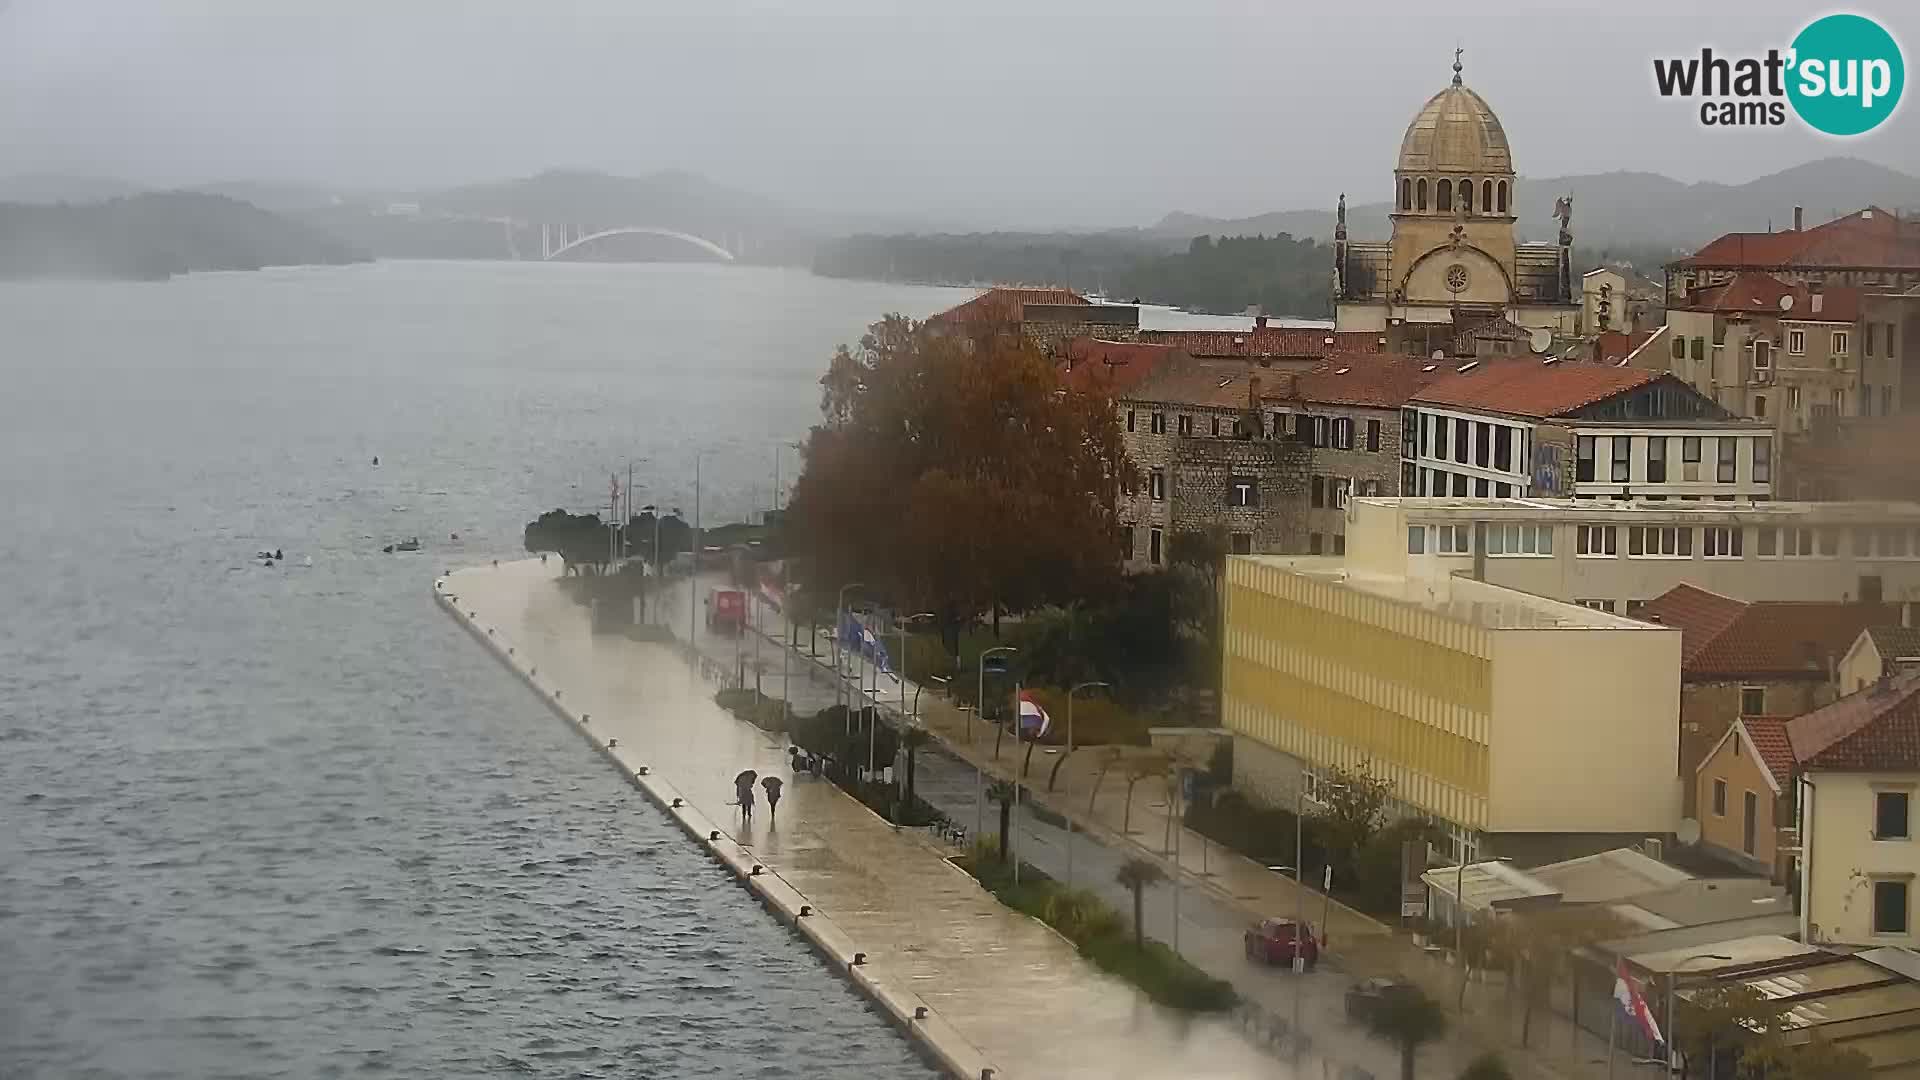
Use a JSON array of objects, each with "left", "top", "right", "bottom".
[
  {"left": 1793, "top": 205, "right": 1804, "bottom": 231},
  {"left": 1255, "top": 314, "right": 1269, "bottom": 330}
]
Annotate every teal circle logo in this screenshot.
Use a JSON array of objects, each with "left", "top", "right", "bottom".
[{"left": 1788, "top": 14, "right": 1904, "bottom": 136}]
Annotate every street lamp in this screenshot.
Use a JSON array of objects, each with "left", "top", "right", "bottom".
[
  {"left": 1455, "top": 853, "right": 1513, "bottom": 1009},
  {"left": 835, "top": 583, "right": 865, "bottom": 728},
  {"left": 1063, "top": 680, "right": 1110, "bottom": 890},
  {"left": 1665, "top": 952, "right": 1733, "bottom": 1076},
  {"left": 975, "top": 646, "right": 1017, "bottom": 842}
]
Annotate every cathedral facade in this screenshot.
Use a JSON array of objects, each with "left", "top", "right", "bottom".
[{"left": 1333, "top": 58, "right": 1579, "bottom": 352}]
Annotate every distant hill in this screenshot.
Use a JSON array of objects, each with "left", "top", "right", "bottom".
[
  {"left": 0, "top": 173, "right": 144, "bottom": 205},
  {"left": 1142, "top": 156, "right": 1920, "bottom": 249},
  {"left": 0, "top": 192, "right": 369, "bottom": 280}
]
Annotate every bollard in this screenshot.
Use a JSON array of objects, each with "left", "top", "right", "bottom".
[
  {"left": 581, "top": 713, "right": 589, "bottom": 723},
  {"left": 913, "top": 1006, "right": 928, "bottom": 1020},
  {"left": 798, "top": 905, "right": 812, "bottom": 917},
  {"left": 851, "top": 952, "right": 867, "bottom": 966},
  {"left": 671, "top": 798, "right": 683, "bottom": 808},
  {"left": 606, "top": 738, "right": 617, "bottom": 749},
  {"left": 982, "top": 1070, "right": 994, "bottom": 1080},
  {"left": 487, "top": 629, "right": 493, "bottom": 636},
  {"left": 508, "top": 648, "right": 514, "bottom": 656},
  {"left": 709, "top": 830, "right": 720, "bottom": 841},
  {"left": 750, "top": 865, "right": 763, "bottom": 876},
  {"left": 637, "top": 766, "right": 648, "bottom": 776}
]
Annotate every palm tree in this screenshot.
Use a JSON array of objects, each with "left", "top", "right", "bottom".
[
  {"left": 986, "top": 780, "right": 1016, "bottom": 864},
  {"left": 1114, "top": 856, "right": 1166, "bottom": 951},
  {"left": 1456, "top": 1054, "right": 1513, "bottom": 1080},
  {"left": 1361, "top": 984, "right": 1447, "bottom": 1080},
  {"left": 1120, "top": 753, "right": 1167, "bottom": 834},
  {"left": 1085, "top": 746, "right": 1123, "bottom": 812}
]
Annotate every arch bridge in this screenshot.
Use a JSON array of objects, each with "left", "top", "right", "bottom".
[{"left": 538, "top": 223, "right": 735, "bottom": 262}]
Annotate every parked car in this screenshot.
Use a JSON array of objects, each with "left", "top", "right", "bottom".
[
  {"left": 1243, "top": 918, "right": 1318, "bottom": 970},
  {"left": 1344, "top": 977, "right": 1418, "bottom": 1024}
]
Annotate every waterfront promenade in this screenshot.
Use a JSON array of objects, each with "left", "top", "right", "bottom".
[{"left": 440, "top": 559, "right": 1280, "bottom": 1080}]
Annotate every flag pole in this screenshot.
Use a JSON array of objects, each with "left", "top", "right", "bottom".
[{"left": 1012, "top": 679, "right": 1022, "bottom": 887}]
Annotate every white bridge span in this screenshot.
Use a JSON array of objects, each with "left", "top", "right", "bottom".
[{"left": 538, "top": 224, "right": 735, "bottom": 262}]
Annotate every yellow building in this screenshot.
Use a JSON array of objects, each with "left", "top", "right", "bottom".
[
  {"left": 1224, "top": 555, "right": 1681, "bottom": 863},
  {"left": 1334, "top": 55, "right": 1578, "bottom": 349}
]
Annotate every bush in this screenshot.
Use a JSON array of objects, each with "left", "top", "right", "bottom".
[
  {"left": 956, "top": 850, "right": 1237, "bottom": 1013},
  {"left": 714, "top": 688, "right": 789, "bottom": 733}
]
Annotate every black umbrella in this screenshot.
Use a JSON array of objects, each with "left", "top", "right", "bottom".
[{"left": 734, "top": 769, "right": 758, "bottom": 790}]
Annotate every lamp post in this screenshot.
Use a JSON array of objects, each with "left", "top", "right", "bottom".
[
  {"left": 1455, "top": 851, "right": 1513, "bottom": 1009},
  {"left": 835, "top": 582, "right": 865, "bottom": 729},
  {"left": 975, "top": 646, "right": 1016, "bottom": 843},
  {"left": 1665, "top": 952, "right": 1733, "bottom": 1076},
  {"left": 688, "top": 454, "right": 701, "bottom": 653},
  {"left": 1064, "top": 680, "right": 1110, "bottom": 890}
]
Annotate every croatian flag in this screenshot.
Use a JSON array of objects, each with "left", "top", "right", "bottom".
[
  {"left": 1017, "top": 691, "right": 1050, "bottom": 739},
  {"left": 1614, "top": 960, "right": 1664, "bottom": 1047}
]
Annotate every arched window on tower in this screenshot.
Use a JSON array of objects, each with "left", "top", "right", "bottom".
[
  {"left": 1497, "top": 180, "right": 1509, "bottom": 213},
  {"left": 1482, "top": 179, "right": 1493, "bottom": 212},
  {"left": 1400, "top": 178, "right": 1412, "bottom": 211},
  {"left": 1416, "top": 179, "right": 1428, "bottom": 211},
  {"left": 1435, "top": 179, "right": 1452, "bottom": 212},
  {"left": 1461, "top": 180, "right": 1473, "bottom": 213}
]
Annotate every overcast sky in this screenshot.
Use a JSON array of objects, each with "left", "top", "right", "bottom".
[{"left": 2, "top": 0, "right": 1916, "bottom": 228}]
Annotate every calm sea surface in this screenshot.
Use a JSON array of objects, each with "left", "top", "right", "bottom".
[{"left": 0, "top": 261, "right": 977, "bottom": 1080}]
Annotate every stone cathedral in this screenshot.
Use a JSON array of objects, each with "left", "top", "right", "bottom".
[{"left": 1333, "top": 56, "right": 1579, "bottom": 353}]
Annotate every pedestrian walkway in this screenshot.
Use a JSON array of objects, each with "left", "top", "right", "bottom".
[
  {"left": 445, "top": 559, "right": 1282, "bottom": 1080},
  {"left": 719, "top": 590, "right": 1641, "bottom": 1080}
]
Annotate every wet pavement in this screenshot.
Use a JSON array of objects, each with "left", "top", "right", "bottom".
[{"left": 444, "top": 559, "right": 1287, "bottom": 1080}]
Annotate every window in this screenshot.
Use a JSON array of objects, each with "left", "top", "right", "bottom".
[
  {"left": 1435, "top": 524, "right": 1471, "bottom": 554},
  {"left": 1755, "top": 395, "right": 1767, "bottom": 419},
  {"left": 1454, "top": 418, "right": 1469, "bottom": 462},
  {"left": 1460, "top": 178, "right": 1473, "bottom": 213},
  {"left": 1867, "top": 322, "right": 1878, "bottom": 356},
  {"left": 1332, "top": 477, "right": 1352, "bottom": 509},
  {"left": 1436, "top": 178, "right": 1452, "bottom": 212},
  {"left": 1754, "top": 339, "right": 1772, "bottom": 371},
  {"left": 1577, "top": 436, "right": 1597, "bottom": 482},
  {"left": 1873, "top": 880, "right": 1910, "bottom": 935},
  {"left": 1743, "top": 791, "right": 1758, "bottom": 855},
  {"left": 1740, "top": 686, "right": 1766, "bottom": 715},
  {"left": 1367, "top": 419, "right": 1381, "bottom": 452},
  {"left": 1691, "top": 337, "right": 1705, "bottom": 361},
  {"left": 1452, "top": 473, "right": 1469, "bottom": 496},
  {"left": 1704, "top": 527, "right": 1744, "bottom": 558},
  {"left": 1494, "top": 428, "right": 1512, "bottom": 471},
  {"left": 1482, "top": 178, "right": 1493, "bottom": 212},
  {"left": 1334, "top": 417, "right": 1353, "bottom": 450},
  {"left": 1757, "top": 527, "right": 1778, "bottom": 556},
  {"left": 1333, "top": 534, "right": 1346, "bottom": 556},
  {"left": 1148, "top": 527, "right": 1163, "bottom": 566},
  {"left": 1293, "top": 414, "right": 1311, "bottom": 442},
  {"left": 1230, "top": 532, "right": 1253, "bottom": 555},
  {"left": 1228, "top": 477, "right": 1258, "bottom": 507},
  {"left": 1789, "top": 329, "right": 1806, "bottom": 355},
  {"left": 1577, "top": 599, "right": 1616, "bottom": 613},
  {"left": 1487, "top": 523, "right": 1554, "bottom": 556},
  {"left": 1177, "top": 414, "right": 1193, "bottom": 436},
  {"left": 1495, "top": 482, "right": 1511, "bottom": 498},
  {"left": 1611, "top": 437, "right": 1631, "bottom": 482},
  {"left": 1416, "top": 178, "right": 1428, "bottom": 211},
  {"left": 1309, "top": 532, "right": 1323, "bottom": 555},
  {"left": 1149, "top": 470, "right": 1165, "bottom": 501},
  {"left": 1884, "top": 386, "right": 1894, "bottom": 416},
  {"left": 1718, "top": 438, "right": 1737, "bottom": 483},
  {"left": 1750, "top": 439, "right": 1770, "bottom": 485},
  {"left": 1682, "top": 437, "right": 1701, "bottom": 464},
  {"left": 1361, "top": 479, "right": 1381, "bottom": 497},
  {"left": 1434, "top": 416, "right": 1450, "bottom": 460},
  {"left": 1313, "top": 415, "right": 1329, "bottom": 448},
  {"left": 1833, "top": 331, "right": 1850, "bottom": 357},
  {"left": 1402, "top": 462, "right": 1417, "bottom": 494},
  {"left": 1399, "top": 178, "right": 1412, "bottom": 211},
  {"left": 1671, "top": 334, "right": 1686, "bottom": 361},
  {"left": 1126, "top": 409, "right": 1136, "bottom": 432},
  {"left": 1577, "top": 525, "right": 1618, "bottom": 556},
  {"left": 1311, "top": 476, "right": 1325, "bottom": 508},
  {"left": 1151, "top": 411, "right": 1165, "bottom": 434},
  {"left": 1475, "top": 477, "right": 1489, "bottom": 497},
  {"left": 1819, "top": 528, "right": 1840, "bottom": 557},
  {"left": 1407, "top": 526, "right": 1427, "bottom": 554},
  {"left": 1628, "top": 525, "right": 1692, "bottom": 557},
  {"left": 1475, "top": 422, "right": 1491, "bottom": 467},
  {"left": 1497, "top": 180, "right": 1508, "bottom": 213},
  {"left": 1647, "top": 438, "right": 1667, "bottom": 483},
  {"left": 1877, "top": 791, "right": 1912, "bottom": 840},
  {"left": 1713, "top": 778, "right": 1728, "bottom": 816}
]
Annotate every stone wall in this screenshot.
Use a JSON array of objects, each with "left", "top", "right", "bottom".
[
  {"left": 1171, "top": 436, "right": 1313, "bottom": 556},
  {"left": 1678, "top": 678, "right": 1832, "bottom": 816},
  {"left": 1023, "top": 304, "right": 1141, "bottom": 356},
  {"left": 1118, "top": 401, "right": 1257, "bottom": 569}
]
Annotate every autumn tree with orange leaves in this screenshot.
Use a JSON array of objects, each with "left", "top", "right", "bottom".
[{"left": 785, "top": 313, "right": 1133, "bottom": 649}]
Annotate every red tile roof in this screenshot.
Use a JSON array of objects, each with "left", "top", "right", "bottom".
[
  {"left": 1787, "top": 668, "right": 1920, "bottom": 772},
  {"left": 1407, "top": 359, "right": 1666, "bottom": 419},
  {"left": 1139, "top": 327, "right": 1383, "bottom": 360},
  {"left": 1123, "top": 356, "right": 1265, "bottom": 410},
  {"left": 1640, "top": 583, "right": 1903, "bottom": 680},
  {"left": 1058, "top": 337, "right": 1176, "bottom": 395},
  {"left": 1593, "top": 329, "right": 1657, "bottom": 365},
  {"left": 1680, "top": 272, "right": 1862, "bottom": 322},
  {"left": 1739, "top": 716, "right": 1799, "bottom": 789},
  {"left": 931, "top": 286, "right": 1089, "bottom": 324},
  {"left": 1278, "top": 354, "right": 1443, "bottom": 409},
  {"left": 1677, "top": 207, "right": 1920, "bottom": 271}
]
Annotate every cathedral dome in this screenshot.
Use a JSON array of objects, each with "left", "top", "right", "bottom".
[{"left": 1397, "top": 68, "right": 1512, "bottom": 176}]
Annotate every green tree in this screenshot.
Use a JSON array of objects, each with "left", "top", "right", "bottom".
[
  {"left": 1306, "top": 759, "right": 1396, "bottom": 885},
  {"left": 1085, "top": 746, "right": 1124, "bottom": 814},
  {"left": 1456, "top": 1054, "right": 1513, "bottom": 1080},
  {"left": 986, "top": 780, "right": 1016, "bottom": 864},
  {"left": 1361, "top": 983, "right": 1448, "bottom": 1080},
  {"left": 785, "top": 314, "right": 1134, "bottom": 653},
  {"left": 1501, "top": 906, "right": 1626, "bottom": 1048},
  {"left": 523, "top": 509, "right": 613, "bottom": 575},
  {"left": 1673, "top": 982, "right": 1790, "bottom": 1079},
  {"left": 1114, "top": 856, "right": 1167, "bottom": 951}
]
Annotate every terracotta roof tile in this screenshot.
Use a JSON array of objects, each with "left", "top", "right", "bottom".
[
  {"left": 1408, "top": 359, "right": 1665, "bottom": 419},
  {"left": 1123, "top": 356, "right": 1265, "bottom": 411},
  {"left": 1867, "top": 626, "right": 1920, "bottom": 661},
  {"left": 1681, "top": 272, "right": 1862, "bottom": 322},
  {"left": 1058, "top": 337, "right": 1176, "bottom": 395},
  {"left": 1787, "top": 669, "right": 1920, "bottom": 772},
  {"left": 1640, "top": 584, "right": 1902, "bottom": 680},
  {"left": 1279, "top": 354, "right": 1443, "bottom": 409},
  {"left": 1139, "top": 327, "right": 1383, "bottom": 360},
  {"left": 1739, "top": 717, "right": 1799, "bottom": 789},
  {"left": 931, "top": 286, "right": 1089, "bottom": 324},
  {"left": 1677, "top": 207, "right": 1920, "bottom": 271}
]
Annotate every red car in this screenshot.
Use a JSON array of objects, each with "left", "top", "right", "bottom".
[{"left": 1244, "top": 918, "right": 1319, "bottom": 970}]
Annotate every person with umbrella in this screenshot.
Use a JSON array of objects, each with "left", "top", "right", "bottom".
[
  {"left": 760, "top": 775, "right": 784, "bottom": 822},
  {"left": 734, "top": 769, "right": 757, "bottom": 823}
]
